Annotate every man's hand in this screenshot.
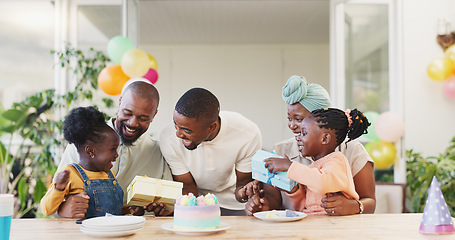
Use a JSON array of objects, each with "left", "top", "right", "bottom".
[
  {"left": 145, "top": 202, "right": 173, "bottom": 216},
  {"left": 128, "top": 206, "right": 145, "bottom": 216},
  {"left": 244, "top": 194, "right": 271, "bottom": 216},
  {"left": 57, "top": 192, "right": 90, "bottom": 218},
  {"left": 236, "top": 180, "right": 262, "bottom": 202}
]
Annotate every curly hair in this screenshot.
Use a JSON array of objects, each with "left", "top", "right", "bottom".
[
  {"left": 309, "top": 108, "right": 370, "bottom": 146},
  {"left": 63, "top": 106, "right": 110, "bottom": 149}
]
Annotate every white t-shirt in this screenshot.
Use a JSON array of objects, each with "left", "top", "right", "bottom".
[
  {"left": 159, "top": 111, "right": 262, "bottom": 210},
  {"left": 57, "top": 118, "right": 173, "bottom": 203},
  {"left": 273, "top": 137, "right": 374, "bottom": 210}
]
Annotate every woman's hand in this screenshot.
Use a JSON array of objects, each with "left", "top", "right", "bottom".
[
  {"left": 321, "top": 192, "right": 361, "bottom": 216},
  {"left": 264, "top": 155, "right": 292, "bottom": 174}
]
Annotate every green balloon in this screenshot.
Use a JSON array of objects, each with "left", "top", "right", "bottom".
[
  {"left": 363, "top": 111, "right": 380, "bottom": 141},
  {"left": 107, "top": 36, "right": 135, "bottom": 64},
  {"left": 364, "top": 141, "right": 375, "bottom": 153}
]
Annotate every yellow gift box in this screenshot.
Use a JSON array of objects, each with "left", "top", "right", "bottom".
[{"left": 127, "top": 176, "right": 183, "bottom": 211}]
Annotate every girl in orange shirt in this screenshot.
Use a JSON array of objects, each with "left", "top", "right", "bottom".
[
  {"left": 40, "top": 106, "right": 123, "bottom": 218},
  {"left": 265, "top": 108, "right": 370, "bottom": 215}
]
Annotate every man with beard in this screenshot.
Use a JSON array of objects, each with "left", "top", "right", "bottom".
[
  {"left": 56, "top": 80, "right": 172, "bottom": 218},
  {"left": 159, "top": 88, "right": 262, "bottom": 216}
]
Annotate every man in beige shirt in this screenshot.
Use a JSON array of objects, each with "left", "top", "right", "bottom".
[{"left": 56, "top": 80, "right": 172, "bottom": 218}]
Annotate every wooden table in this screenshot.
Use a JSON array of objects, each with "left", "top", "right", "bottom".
[{"left": 10, "top": 214, "right": 455, "bottom": 239}]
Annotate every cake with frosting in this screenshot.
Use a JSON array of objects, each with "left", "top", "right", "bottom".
[{"left": 173, "top": 193, "right": 221, "bottom": 230}]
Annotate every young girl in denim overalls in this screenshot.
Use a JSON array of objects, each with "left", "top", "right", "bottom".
[{"left": 41, "top": 106, "right": 123, "bottom": 218}]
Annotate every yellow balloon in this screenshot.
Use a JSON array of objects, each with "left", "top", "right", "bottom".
[
  {"left": 367, "top": 141, "right": 396, "bottom": 169},
  {"left": 427, "top": 58, "right": 452, "bottom": 81},
  {"left": 121, "top": 49, "right": 151, "bottom": 77},
  {"left": 147, "top": 54, "right": 158, "bottom": 70},
  {"left": 445, "top": 44, "right": 455, "bottom": 63}
]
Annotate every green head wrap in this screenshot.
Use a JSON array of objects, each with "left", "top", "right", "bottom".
[{"left": 282, "top": 75, "right": 332, "bottom": 112}]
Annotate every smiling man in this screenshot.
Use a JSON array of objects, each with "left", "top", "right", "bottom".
[
  {"left": 159, "top": 88, "right": 262, "bottom": 216},
  {"left": 55, "top": 80, "right": 173, "bottom": 218}
]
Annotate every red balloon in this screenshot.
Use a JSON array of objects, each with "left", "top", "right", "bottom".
[
  {"left": 97, "top": 65, "right": 130, "bottom": 95},
  {"left": 143, "top": 68, "right": 159, "bottom": 84}
]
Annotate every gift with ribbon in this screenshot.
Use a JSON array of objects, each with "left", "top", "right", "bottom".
[
  {"left": 251, "top": 150, "right": 297, "bottom": 192},
  {"left": 127, "top": 176, "right": 183, "bottom": 211}
]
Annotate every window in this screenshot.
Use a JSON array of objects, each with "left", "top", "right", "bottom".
[{"left": 0, "top": 1, "right": 54, "bottom": 108}]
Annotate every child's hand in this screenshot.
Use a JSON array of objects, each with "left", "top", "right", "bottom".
[
  {"left": 264, "top": 155, "right": 292, "bottom": 174},
  {"left": 237, "top": 180, "right": 262, "bottom": 202},
  {"left": 55, "top": 170, "right": 70, "bottom": 191}
]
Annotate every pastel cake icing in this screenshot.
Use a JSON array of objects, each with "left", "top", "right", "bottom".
[{"left": 173, "top": 193, "right": 221, "bottom": 230}]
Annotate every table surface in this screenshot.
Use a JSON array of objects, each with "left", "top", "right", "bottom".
[{"left": 10, "top": 213, "right": 455, "bottom": 239}]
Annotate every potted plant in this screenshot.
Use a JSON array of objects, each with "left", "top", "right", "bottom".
[
  {"left": 406, "top": 137, "right": 455, "bottom": 216},
  {"left": 0, "top": 46, "right": 113, "bottom": 218}
]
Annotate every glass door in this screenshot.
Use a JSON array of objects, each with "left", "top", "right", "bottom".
[{"left": 330, "top": 0, "right": 404, "bottom": 183}]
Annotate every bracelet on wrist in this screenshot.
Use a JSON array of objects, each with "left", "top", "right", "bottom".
[{"left": 355, "top": 199, "right": 364, "bottom": 214}]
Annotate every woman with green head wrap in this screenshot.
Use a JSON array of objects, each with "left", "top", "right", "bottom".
[{"left": 244, "top": 76, "right": 376, "bottom": 216}]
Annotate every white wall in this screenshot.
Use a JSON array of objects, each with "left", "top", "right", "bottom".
[
  {"left": 402, "top": 0, "right": 455, "bottom": 157},
  {"left": 140, "top": 44, "right": 330, "bottom": 151}
]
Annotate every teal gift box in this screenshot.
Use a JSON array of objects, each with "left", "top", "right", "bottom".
[{"left": 251, "top": 150, "right": 297, "bottom": 191}]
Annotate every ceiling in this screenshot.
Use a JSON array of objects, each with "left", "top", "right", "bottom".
[{"left": 81, "top": 0, "right": 330, "bottom": 45}]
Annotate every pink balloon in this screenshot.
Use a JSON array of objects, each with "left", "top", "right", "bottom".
[
  {"left": 375, "top": 111, "right": 404, "bottom": 142},
  {"left": 443, "top": 77, "right": 455, "bottom": 99},
  {"left": 143, "top": 68, "right": 159, "bottom": 84}
]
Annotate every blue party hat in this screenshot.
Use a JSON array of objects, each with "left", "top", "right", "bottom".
[{"left": 419, "top": 176, "right": 455, "bottom": 234}]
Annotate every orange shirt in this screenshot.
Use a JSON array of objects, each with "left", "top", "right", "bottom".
[
  {"left": 40, "top": 164, "right": 116, "bottom": 216},
  {"left": 286, "top": 152, "right": 359, "bottom": 215}
]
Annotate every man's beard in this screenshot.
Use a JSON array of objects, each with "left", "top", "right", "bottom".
[{"left": 118, "top": 121, "right": 141, "bottom": 145}]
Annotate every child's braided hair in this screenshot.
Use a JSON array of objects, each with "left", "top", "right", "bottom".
[{"left": 309, "top": 108, "right": 370, "bottom": 146}]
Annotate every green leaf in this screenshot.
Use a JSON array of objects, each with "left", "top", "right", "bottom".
[
  {"left": 0, "top": 125, "right": 15, "bottom": 134},
  {"left": 102, "top": 98, "right": 114, "bottom": 108},
  {"left": 18, "top": 178, "right": 28, "bottom": 209},
  {"left": 0, "top": 140, "right": 12, "bottom": 164},
  {"left": 33, "top": 179, "right": 47, "bottom": 204},
  {"left": 2, "top": 109, "right": 27, "bottom": 122}
]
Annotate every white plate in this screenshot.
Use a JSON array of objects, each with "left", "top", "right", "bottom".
[
  {"left": 82, "top": 215, "right": 146, "bottom": 229},
  {"left": 80, "top": 226, "right": 143, "bottom": 237},
  {"left": 161, "top": 222, "right": 230, "bottom": 235},
  {"left": 81, "top": 222, "right": 144, "bottom": 232},
  {"left": 253, "top": 210, "right": 307, "bottom": 222},
  {"left": 80, "top": 224, "right": 144, "bottom": 232}
]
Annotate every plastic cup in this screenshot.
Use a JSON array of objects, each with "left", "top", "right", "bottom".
[{"left": 0, "top": 194, "right": 14, "bottom": 240}]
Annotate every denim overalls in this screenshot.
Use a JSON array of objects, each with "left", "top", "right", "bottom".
[{"left": 71, "top": 163, "right": 123, "bottom": 218}]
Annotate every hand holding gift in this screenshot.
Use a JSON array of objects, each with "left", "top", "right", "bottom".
[{"left": 251, "top": 150, "right": 297, "bottom": 192}]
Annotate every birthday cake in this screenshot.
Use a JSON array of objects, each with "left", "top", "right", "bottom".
[{"left": 173, "top": 193, "right": 221, "bottom": 230}]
